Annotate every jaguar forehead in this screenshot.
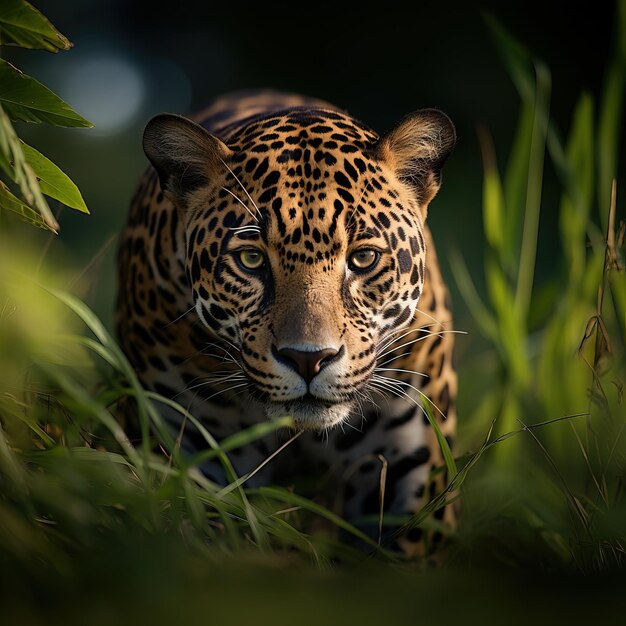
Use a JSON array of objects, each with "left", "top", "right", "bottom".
[{"left": 207, "top": 116, "right": 420, "bottom": 263}]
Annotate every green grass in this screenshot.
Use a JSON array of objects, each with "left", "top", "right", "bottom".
[
  {"left": 1, "top": 7, "right": 626, "bottom": 623},
  {"left": 450, "top": 9, "right": 626, "bottom": 574}
]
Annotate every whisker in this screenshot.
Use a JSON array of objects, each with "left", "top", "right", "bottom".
[
  {"left": 219, "top": 157, "right": 262, "bottom": 217},
  {"left": 196, "top": 351, "right": 239, "bottom": 364},
  {"left": 344, "top": 419, "right": 362, "bottom": 433},
  {"left": 221, "top": 187, "right": 259, "bottom": 223},
  {"left": 376, "top": 351, "right": 412, "bottom": 367},
  {"left": 352, "top": 392, "right": 366, "bottom": 424},
  {"left": 377, "top": 322, "right": 448, "bottom": 352},
  {"left": 162, "top": 304, "right": 196, "bottom": 329},
  {"left": 202, "top": 343, "right": 240, "bottom": 367},
  {"left": 175, "top": 373, "right": 246, "bottom": 397},
  {"left": 370, "top": 376, "right": 423, "bottom": 408},
  {"left": 370, "top": 375, "right": 405, "bottom": 394},
  {"left": 213, "top": 337, "right": 241, "bottom": 355},
  {"left": 177, "top": 347, "right": 239, "bottom": 367},
  {"left": 180, "top": 367, "right": 242, "bottom": 388},
  {"left": 176, "top": 337, "right": 242, "bottom": 368},
  {"left": 377, "top": 322, "right": 441, "bottom": 351},
  {"left": 203, "top": 371, "right": 247, "bottom": 384},
  {"left": 229, "top": 224, "right": 261, "bottom": 231},
  {"left": 203, "top": 340, "right": 241, "bottom": 355},
  {"left": 346, "top": 178, "right": 371, "bottom": 230},
  {"left": 203, "top": 381, "right": 250, "bottom": 402},
  {"left": 373, "top": 374, "right": 447, "bottom": 421},
  {"left": 415, "top": 307, "right": 452, "bottom": 331},
  {"left": 203, "top": 372, "right": 247, "bottom": 384},
  {"left": 377, "top": 329, "right": 466, "bottom": 360},
  {"left": 229, "top": 225, "right": 261, "bottom": 235},
  {"left": 355, "top": 386, "right": 382, "bottom": 413},
  {"left": 368, "top": 379, "right": 405, "bottom": 402},
  {"left": 374, "top": 367, "right": 428, "bottom": 378},
  {"left": 366, "top": 381, "right": 396, "bottom": 407},
  {"left": 182, "top": 345, "right": 239, "bottom": 364},
  {"left": 220, "top": 385, "right": 252, "bottom": 405},
  {"left": 363, "top": 383, "right": 384, "bottom": 404}
]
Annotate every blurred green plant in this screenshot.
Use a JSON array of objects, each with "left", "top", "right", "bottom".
[
  {"left": 451, "top": 5, "right": 625, "bottom": 571},
  {"left": 0, "top": 0, "right": 91, "bottom": 232}
]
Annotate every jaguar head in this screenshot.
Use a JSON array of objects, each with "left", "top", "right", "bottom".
[{"left": 143, "top": 107, "right": 455, "bottom": 430}]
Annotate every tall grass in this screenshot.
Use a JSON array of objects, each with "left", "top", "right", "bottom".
[{"left": 451, "top": 9, "right": 625, "bottom": 571}]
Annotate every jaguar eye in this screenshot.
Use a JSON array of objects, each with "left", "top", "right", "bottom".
[
  {"left": 349, "top": 249, "right": 379, "bottom": 272},
  {"left": 238, "top": 249, "right": 266, "bottom": 271}
]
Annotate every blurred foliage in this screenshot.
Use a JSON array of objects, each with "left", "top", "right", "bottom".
[
  {"left": 452, "top": 9, "right": 626, "bottom": 571},
  {"left": 0, "top": 1, "right": 626, "bottom": 622},
  {"left": 0, "top": 0, "right": 90, "bottom": 232}
]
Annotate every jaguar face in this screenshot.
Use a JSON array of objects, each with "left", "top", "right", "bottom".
[{"left": 144, "top": 107, "right": 455, "bottom": 429}]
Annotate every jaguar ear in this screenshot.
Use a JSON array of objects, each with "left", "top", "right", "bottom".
[
  {"left": 143, "top": 113, "right": 234, "bottom": 206},
  {"left": 375, "top": 109, "right": 456, "bottom": 215}
]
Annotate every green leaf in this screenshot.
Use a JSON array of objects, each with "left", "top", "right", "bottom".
[
  {"left": 0, "top": 59, "right": 92, "bottom": 127},
  {"left": 250, "top": 486, "right": 383, "bottom": 551},
  {"left": 0, "top": 179, "right": 51, "bottom": 230},
  {"left": 448, "top": 246, "right": 499, "bottom": 342},
  {"left": 484, "top": 13, "right": 535, "bottom": 102},
  {"left": 188, "top": 416, "right": 294, "bottom": 468},
  {"left": 20, "top": 143, "right": 88, "bottom": 213},
  {"left": 486, "top": 16, "right": 537, "bottom": 272},
  {"left": 421, "top": 398, "right": 458, "bottom": 481},
  {"left": 503, "top": 102, "right": 533, "bottom": 264},
  {"left": 514, "top": 60, "right": 551, "bottom": 324},
  {"left": 0, "top": 0, "right": 71, "bottom": 52},
  {"left": 477, "top": 126, "right": 506, "bottom": 257},
  {"left": 558, "top": 93, "right": 594, "bottom": 278},
  {"left": 0, "top": 104, "right": 58, "bottom": 229},
  {"left": 0, "top": 138, "right": 13, "bottom": 178}
]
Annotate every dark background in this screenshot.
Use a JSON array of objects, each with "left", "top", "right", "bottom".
[{"left": 8, "top": 0, "right": 618, "bottom": 333}]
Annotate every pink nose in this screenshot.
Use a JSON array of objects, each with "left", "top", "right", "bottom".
[{"left": 274, "top": 346, "right": 341, "bottom": 384}]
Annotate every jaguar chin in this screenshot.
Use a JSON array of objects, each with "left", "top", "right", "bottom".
[{"left": 265, "top": 396, "right": 354, "bottom": 431}]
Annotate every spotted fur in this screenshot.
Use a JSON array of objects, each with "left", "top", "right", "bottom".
[{"left": 117, "top": 91, "right": 458, "bottom": 553}]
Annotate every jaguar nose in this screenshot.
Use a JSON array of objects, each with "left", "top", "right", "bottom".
[{"left": 273, "top": 345, "right": 342, "bottom": 384}]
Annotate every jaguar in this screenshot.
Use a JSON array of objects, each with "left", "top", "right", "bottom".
[{"left": 116, "top": 90, "right": 458, "bottom": 553}]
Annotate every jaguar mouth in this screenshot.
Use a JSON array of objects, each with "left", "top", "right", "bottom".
[{"left": 265, "top": 393, "right": 354, "bottom": 431}]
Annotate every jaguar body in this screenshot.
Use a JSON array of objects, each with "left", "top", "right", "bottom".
[{"left": 117, "top": 91, "right": 457, "bottom": 552}]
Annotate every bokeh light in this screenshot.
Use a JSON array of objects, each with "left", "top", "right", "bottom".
[{"left": 59, "top": 54, "right": 146, "bottom": 135}]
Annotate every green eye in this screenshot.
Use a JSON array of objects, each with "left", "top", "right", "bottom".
[
  {"left": 238, "top": 249, "right": 266, "bottom": 270},
  {"left": 349, "top": 249, "right": 379, "bottom": 271}
]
